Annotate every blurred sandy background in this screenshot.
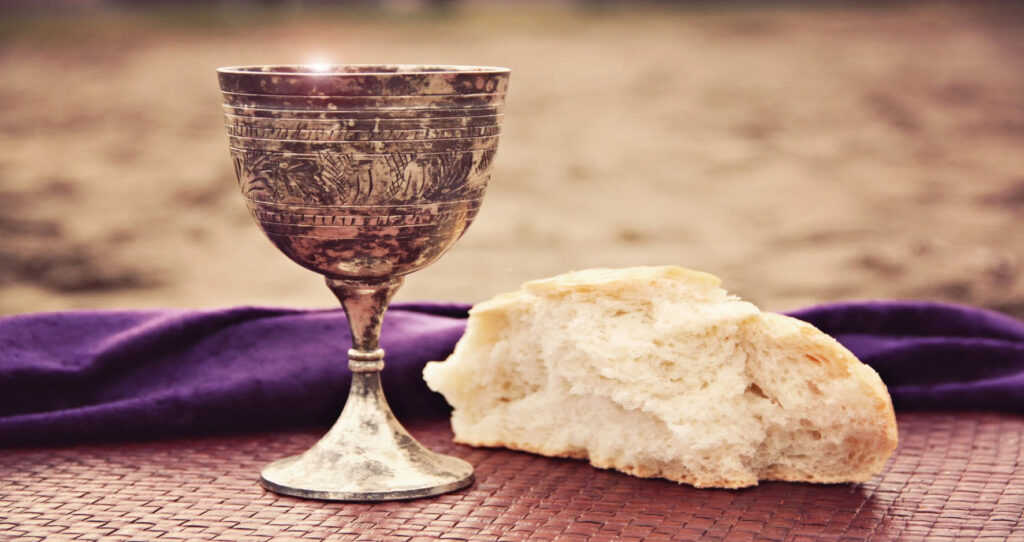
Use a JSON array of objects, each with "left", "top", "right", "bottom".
[{"left": 1, "top": 1, "right": 1022, "bottom": 317}]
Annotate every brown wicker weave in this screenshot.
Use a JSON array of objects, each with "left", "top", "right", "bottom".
[{"left": 2, "top": 412, "right": 1022, "bottom": 541}]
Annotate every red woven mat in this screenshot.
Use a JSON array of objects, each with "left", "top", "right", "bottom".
[{"left": 2, "top": 412, "right": 1022, "bottom": 541}]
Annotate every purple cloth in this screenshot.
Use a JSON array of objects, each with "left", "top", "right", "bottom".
[{"left": 1, "top": 301, "right": 1022, "bottom": 446}]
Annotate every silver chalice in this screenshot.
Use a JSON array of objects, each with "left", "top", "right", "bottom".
[{"left": 217, "top": 64, "right": 509, "bottom": 501}]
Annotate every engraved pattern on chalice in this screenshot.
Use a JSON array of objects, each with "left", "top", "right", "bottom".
[{"left": 218, "top": 65, "right": 509, "bottom": 501}]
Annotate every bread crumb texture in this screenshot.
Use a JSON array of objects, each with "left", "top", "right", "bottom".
[{"left": 423, "top": 266, "right": 898, "bottom": 488}]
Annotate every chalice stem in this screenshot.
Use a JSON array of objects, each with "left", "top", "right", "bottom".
[
  {"left": 329, "top": 276, "right": 402, "bottom": 373},
  {"left": 257, "top": 276, "right": 475, "bottom": 501},
  {"left": 328, "top": 276, "right": 406, "bottom": 453}
]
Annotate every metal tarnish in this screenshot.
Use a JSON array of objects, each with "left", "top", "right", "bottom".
[{"left": 218, "top": 65, "right": 508, "bottom": 501}]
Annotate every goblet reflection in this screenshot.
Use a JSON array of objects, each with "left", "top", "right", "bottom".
[{"left": 218, "top": 65, "right": 509, "bottom": 501}]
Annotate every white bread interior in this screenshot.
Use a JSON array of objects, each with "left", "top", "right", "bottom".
[{"left": 423, "top": 266, "right": 898, "bottom": 488}]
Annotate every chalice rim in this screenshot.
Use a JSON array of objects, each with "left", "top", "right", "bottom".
[{"left": 216, "top": 64, "right": 511, "bottom": 76}]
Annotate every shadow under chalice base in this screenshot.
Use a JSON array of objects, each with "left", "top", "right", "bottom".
[{"left": 258, "top": 374, "right": 474, "bottom": 501}]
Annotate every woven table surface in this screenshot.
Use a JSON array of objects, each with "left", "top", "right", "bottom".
[{"left": 2, "top": 412, "right": 1022, "bottom": 541}]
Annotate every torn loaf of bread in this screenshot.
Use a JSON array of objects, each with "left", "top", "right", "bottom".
[{"left": 423, "top": 266, "right": 898, "bottom": 488}]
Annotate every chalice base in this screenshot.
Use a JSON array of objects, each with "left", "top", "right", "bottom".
[{"left": 259, "top": 372, "right": 474, "bottom": 501}]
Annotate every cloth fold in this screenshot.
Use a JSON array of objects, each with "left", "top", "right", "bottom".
[{"left": 1, "top": 301, "right": 1022, "bottom": 446}]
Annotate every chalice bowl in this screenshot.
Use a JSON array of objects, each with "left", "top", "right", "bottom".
[{"left": 217, "top": 65, "right": 509, "bottom": 501}]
